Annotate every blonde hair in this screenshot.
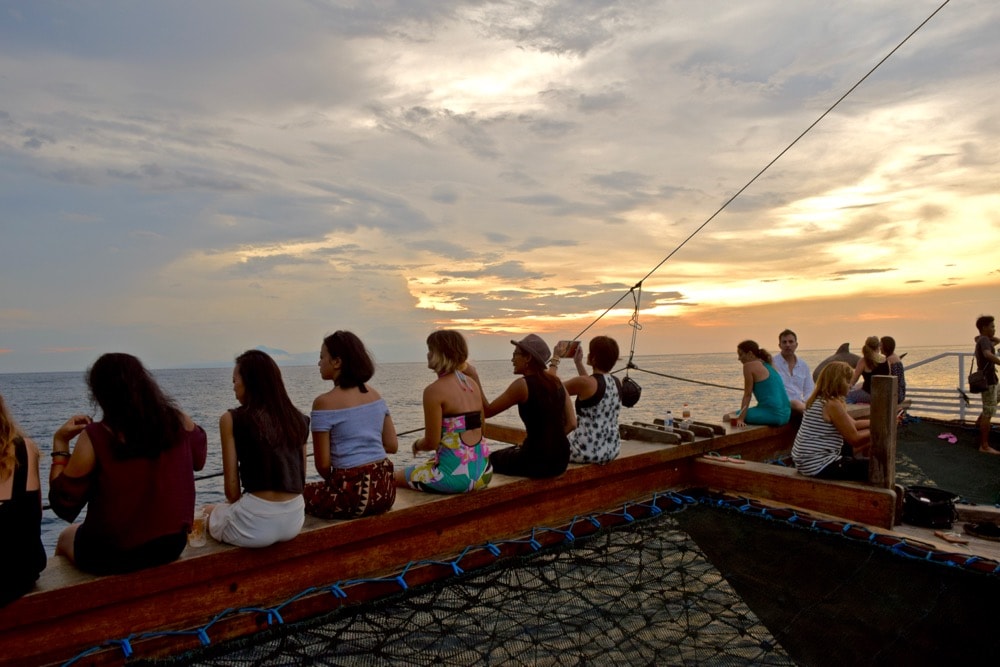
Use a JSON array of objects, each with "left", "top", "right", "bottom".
[
  {"left": 806, "top": 361, "right": 853, "bottom": 409},
  {"left": 861, "top": 335, "right": 883, "bottom": 369},
  {"left": 0, "top": 393, "right": 21, "bottom": 482},
  {"left": 426, "top": 330, "right": 469, "bottom": 375}
]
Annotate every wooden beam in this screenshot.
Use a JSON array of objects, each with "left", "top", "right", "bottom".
[
  {"left": 869, "top": 375, "right": 897, "bottom": 490},
  {"left": 690, "top": 457, "right": 897, "bottom": 529}
]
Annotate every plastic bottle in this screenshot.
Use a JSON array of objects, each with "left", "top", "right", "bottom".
[
  {"left": 680, "top": 403, "right": 692, "bottom": 430},
  {"left": 664, "top": 410, "right": 673, "bottom": 432}
]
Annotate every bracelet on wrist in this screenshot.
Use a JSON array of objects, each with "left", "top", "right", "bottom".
[{"left": 51, "top": 451, "right": 71, "bottom": 459}]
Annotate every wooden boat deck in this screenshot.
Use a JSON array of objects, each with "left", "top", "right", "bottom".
[{"left": 5, "top": 409, "right": 999, "bottom": 666}]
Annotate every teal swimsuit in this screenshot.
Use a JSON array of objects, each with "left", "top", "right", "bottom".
[{"left": 743, "top": 363, "right": 792, "bottom": 426}]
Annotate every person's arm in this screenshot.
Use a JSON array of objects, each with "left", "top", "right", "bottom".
[
  {"left": 481, "top": 379, "right": 528, "bottom": 418},
  {"left": 218, "top": 411, "right": 241, "bottom": 504},
  {"left": 464, "top": 364, "right": 528, "bottom": 418},
  {"left": 849, "top": 359, "right": 865, "bottom": 388},
  {"left": 382, "top": 413, "right": 399, "bottom": 454},
  {"left": 48, "top": 416, "right": 97, "bottom": 522},
  {"left": 562, "top": 387, "right": 577, "bottom": 434},
  {"left": 563, "top": 375, "right": 589, "bottom": 398},
  {"left": 826, "top": 400, "right": 871, "bottom": 450},
  {"left": 24, "top": 437, "right": 41, "bottom": 497},
  {"left": 181, "top": 413, "right": 208, "bottom": 471},
  {"left": 982, "top": 340, "right": 1000, "bottom": 365},
  {"left": 49, "top": 415, "right": 93, "bottom": 484},
  {"left": 572, "top": 344, "right": 587, "bottom": 376},
  {"left": 735, "top": 364, "right": 754, "bottom": 426},
  {"left": 414, "top": 383, "right": 442, "bottom": 455},
  {"left": 312, "top": 429, "right": 332, "bottom": 479}
]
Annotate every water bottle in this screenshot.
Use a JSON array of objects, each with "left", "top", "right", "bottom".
[
  {"left": 664, "top": 410, "right": 673, "bottom": 432},
  {"left": 682, "top": 403, "right": 691, "bottom": 419}
]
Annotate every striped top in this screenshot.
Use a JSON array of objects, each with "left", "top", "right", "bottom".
[{"left": 791, "top": 399, "right": 844, "bottom": 476}]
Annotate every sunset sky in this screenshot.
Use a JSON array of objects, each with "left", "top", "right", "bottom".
[{"left": 2, "top": 0, "right": 999, "bottom": 373}]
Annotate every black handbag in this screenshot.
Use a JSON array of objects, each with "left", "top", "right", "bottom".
[
  {"left": 968, "top": 356, "right": 989, "bottom": 394},
  {"left": 902, "top": 485, "right": 959, "bottom": 529}
]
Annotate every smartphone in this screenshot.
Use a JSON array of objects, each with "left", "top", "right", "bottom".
[{"left": 556, "top": 340, "right": 582, "bottom": 358}]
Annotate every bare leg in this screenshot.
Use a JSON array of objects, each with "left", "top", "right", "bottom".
[
  {"left": 56, "top": 523, "right": 80, "bottom": 562},
  {"left": 978, "top": 412, "right": 1000, "bottom": 454}
]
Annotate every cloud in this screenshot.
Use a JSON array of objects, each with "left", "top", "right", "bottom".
[{"left": 2, "top": 0, "right": 999, "bottom": 373}]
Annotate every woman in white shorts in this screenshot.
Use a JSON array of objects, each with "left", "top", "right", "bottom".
[{"left": 207, "top": 350, "right": 309, "bottom": 548}]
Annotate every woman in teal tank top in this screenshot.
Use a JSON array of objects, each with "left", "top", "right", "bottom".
[{"left": 723, "top": 340, "right": 792, "bottom": 427}]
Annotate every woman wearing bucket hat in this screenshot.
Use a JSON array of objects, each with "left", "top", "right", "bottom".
[{"left": 465, "top": 334, "right": 576, "bottom": 478}]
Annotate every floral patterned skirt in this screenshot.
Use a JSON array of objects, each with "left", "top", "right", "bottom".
[{"left": 304, "top": 458, "right": 396, "bottom": 520}]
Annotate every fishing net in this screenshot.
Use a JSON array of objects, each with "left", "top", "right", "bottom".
[
  {"left": 144, "top": 508, "right": 794, "bottom": 666},
  {"left": 132, "top": 472, "right": 1000, "bottom": 667}
]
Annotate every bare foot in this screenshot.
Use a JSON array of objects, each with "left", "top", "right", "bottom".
[{"left": 979, "top": 446, "right": 1000, "bottom": 455}]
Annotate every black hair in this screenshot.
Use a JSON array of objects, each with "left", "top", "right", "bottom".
[
  {"left": 322, "top": 331, "right": 375, "bottom": 390},
  {"left": 588, "top": 336, "right": 620, "bottom": 373},
  {"left": 234, "top": 350, "right": 308, "bottom": 450},
  {"left": 87, "top": 353, "right": 184, "bottom": 458}
]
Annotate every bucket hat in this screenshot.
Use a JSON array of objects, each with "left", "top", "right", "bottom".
[{"left": 511, "top": 334, "right": 551, "bottom": 368}]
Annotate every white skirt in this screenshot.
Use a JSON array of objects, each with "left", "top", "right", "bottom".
[{"left": 208, "top": 493, "right": 305, "bottom": 548}]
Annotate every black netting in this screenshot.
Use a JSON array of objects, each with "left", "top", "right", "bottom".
[{"left": 149, "top": 510, "right": 793, "bottom": 666}]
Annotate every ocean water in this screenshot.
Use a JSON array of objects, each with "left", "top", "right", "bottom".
[{"left": 0, "top": 345, "right": 973, "bottom": 552}]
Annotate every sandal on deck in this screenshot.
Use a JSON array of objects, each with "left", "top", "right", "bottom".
[{"left": 963, "top": 522, "right": 1000, "bottom": 541}]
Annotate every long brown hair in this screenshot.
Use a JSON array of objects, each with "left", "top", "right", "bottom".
[
  {"left": 0, "top": 393, "right": 22, "bottom": 482},
  {"left": 737, "top": 340, "right": 773, "bottom": 366}
]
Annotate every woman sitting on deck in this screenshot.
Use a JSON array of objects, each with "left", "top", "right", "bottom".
[
  {"left": 878, "top": 336, "right": 906, "bottom": 402},
  {"left": 396, "top": 330, "right": 492, "bottom": 493},
  {"left": 846, "top": 335, "right": 882, "bottom": 404},
  {"left": 549, "top": 336, "right": 622, "bottom": 464},
  {"left": 792, "top": 361, "right": 872, "bottom": 481},
  {"left": 723, "top": 340, "right": 791, "bottom": 427},
  {"left": 207, "top": 350, "right": 309, "bottom": 547},
  {"left": 466, "top": 334, "right": 576, "bottom": 479},
  {"left": 0, "top": 393, "right": 46, "bottom": 606},
  {"left": 305, "top": 331, "right": 398, "bottom": 519},
  {"left": 48, "top": 353, "right": 208, "bottom": 574}
]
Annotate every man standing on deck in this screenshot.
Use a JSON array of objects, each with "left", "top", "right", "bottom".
[
  {"left": 974, "top": 315, "right": 1000, "bottom": 454},
  {"left": 773, "top": 329, "right": 814, "bottom": 414}
]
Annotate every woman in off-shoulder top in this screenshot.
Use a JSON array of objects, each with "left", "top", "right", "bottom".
[
  {"left": 396, "top": 330, "right": 492, "bottom": 493},
  {"left": 304, "top": 331, "right": 398, "bottom": 519}
]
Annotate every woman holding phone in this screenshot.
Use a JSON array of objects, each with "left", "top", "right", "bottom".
[{"left": 549, "top": 337, "right": 622, "bottom": 464}]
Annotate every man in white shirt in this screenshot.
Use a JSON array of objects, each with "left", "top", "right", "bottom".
[{"left": 772, "top": 329, "right": 814, "bottom": 413}]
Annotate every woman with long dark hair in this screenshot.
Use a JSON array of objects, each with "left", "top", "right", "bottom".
[
  {"left": 723, "top": 340, "right": 791, "bottom": 427},
  {"left": 207, "top": 350, "right": 309, "bottom": 547},
  {"left": 49, "top": 353, "right": 207, "bottom": 574},
  {"left": 304, "top": 331, "right": 398, "bottom": 519},
  {"left": 466, "top": 334, "right": 576, "bottom": 478},
  {"left": 0, "top": 393, "right": 46, "bottom": 605}
]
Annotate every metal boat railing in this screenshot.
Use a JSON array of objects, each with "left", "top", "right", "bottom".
[{"left": 902, "top": 351, "right": 979, "bottom": 423}]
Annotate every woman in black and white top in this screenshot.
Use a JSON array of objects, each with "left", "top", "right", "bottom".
[
  {"left": 549, "top": 337, "right": 622, "bottom": 464},
  {"left": 792, "top": 361, "right": 871, "bottom": 481}
]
